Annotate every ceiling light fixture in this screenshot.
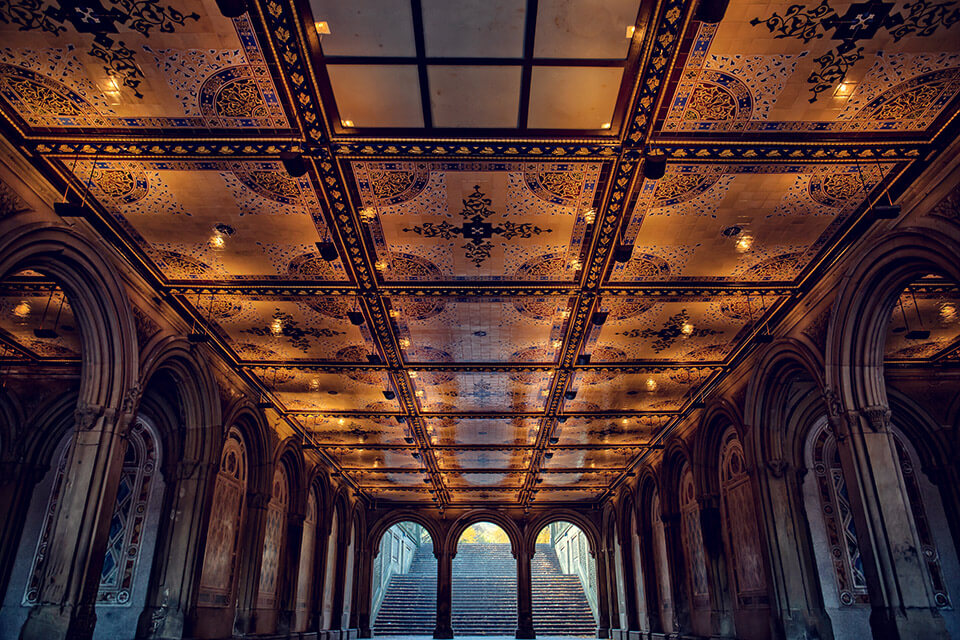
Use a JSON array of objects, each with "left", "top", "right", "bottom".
[
  {"left": 735, "top": 235, "right": 753, "bottom": 252},
  {"left": 270, "top": 318, "right": 283, "bottom": 335},
  {"left": 347, "top": 311, "right": 365, "bottom": 325},
  {"left": 645, "top": 377, "right": 657, "bottom": 392},
  {"left": 600, "top": 122, "right": 611, "bottom": 130},
  {"left": 613, "top": 244, "right": 634, "bottom": 263},
  {"left": 359, "top": 207, "right": 377, "bottom": 223},
  {"left": 576, "top": 354, "right": 591, "bottom": 365},
  {"left": 583, "top": 208, "right": 596, "bottom": 224},
  {"left": 625, "top": 25, "right": 635, "bottom": 38},
  {"left": 383, "top": 389, "right": 396, "bottom": 400},
  {"left": 315, "top": 241, "right": 338, "bottom": 261},
  {"left": 591, "top": 311, "right": 609, "bottom": 326},
  {"left": 399, "top": 338, "right": 411, "bottom": 348},
  {"left": 280, "top": 151, "right": 308, "bottom": 177},
  {"left": 215, "top": 0, "right": 248, "bottom": 18},
  {"left": 643, "top": 149, "right": 667, "bottom": 180},
  {"left": 681, "top": 322, "right": 694, "bottom": 336},
  {"left": 341, "top": 119, "right": 355, "bottom": 128},
  {"left": 564, "top": 389, "right": 577, "bottom": 400},
  {"left": 833, "top": 81, "right": 856, "bottom": 98},
  {"left": 315, "top": 21, "right": 331, "bottom": 35},
  {"left": 375, "top": 259, "right": 389, "bottom": 272},
  {"left": 12, "top": 300, "right": 30, "bottom": 319},
  {"left": 694, "top": 0, "right": 729, "bottom": 23}
]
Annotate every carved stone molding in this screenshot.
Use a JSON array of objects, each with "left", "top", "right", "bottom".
[{"left": 861, "top": 405, "right": 892, "bottom": 432}]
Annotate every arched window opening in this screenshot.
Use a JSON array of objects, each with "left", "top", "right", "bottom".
[
  {"left": 341, "top": 517, "right": 359, "bottom": 629},
  {"left": 452, "top": 521, "right": 516, "bottom": 635},
  {"left": 24, "top": 419, "right": 158, "bottom": 608},
  {"left": 719, "top": 432, "right": 767, "bottom": 606},
  {"left": 532, "top": 521, "right": 597, "bottom": 635},
  {"left": 372, "top": 521, "right": 435, "bottom": 635},
  {"left": 198, "top": 428, "right": 248, "bottom": 608},
  {"left": 679, "top": 466, "right": 709, "bottom": 610},
  {"left": 257, "top": 464, "right": 290, "bottom": 610},
  {"left": 294, "top": 490, "right": 319, "bottom": 632}
]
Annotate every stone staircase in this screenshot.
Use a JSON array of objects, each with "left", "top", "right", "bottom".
[{"left": 374, "top": 543, "right": 596, "bottom": 636}]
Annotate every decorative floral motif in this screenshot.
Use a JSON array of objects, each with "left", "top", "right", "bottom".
[
  {"left": 216, "top": 78, "right": 267, "bottom": 118},
  {"left": 751, "top": 0, "right": 960, "bottom": 102},
  {"left": 404, "top": 185, "right": 552, "bottom": 268},
  {"left": 242, "top": 310, "right": 344, "bottom": 352},
  {"left": 157, "top": 250, "right": 211, "bottom": 278},
  {"left": 235, "top": 169, "right": 300, "bottom": 204},
  {"left": 684, "top": 84, "right": 737, "bottom": 121},
  {"left": 618, "top": 309, "right": 721, "bottom": 353},
  {"left": 92, "top": 167, "right": 149, "bottom": 203}
]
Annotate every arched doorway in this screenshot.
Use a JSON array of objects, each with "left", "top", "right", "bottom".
[
  {"left": 0, "top": 418, "right": 165, "bottom": 640},
  {"left": 452, "top": 521, "right": 517, "bottom": 635},
  {"left": 371, "top": 521, "right": 436, "bottom": 635},
  {"left": 531, "top": 521, "right": 598, "bottom": 635}
]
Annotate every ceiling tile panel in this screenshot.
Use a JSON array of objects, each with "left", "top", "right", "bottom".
[
  {"left": 427, "top": 417, "right": 540, "bottom": 447},
  {"left": 527, "top": 66, "right": 623, "bottom": 129},
  {"left": 253, "top": 368, "right": 398, "bottom": 412},
  {"left": 326, "top": 64, "right": 423, "bottom": 127},
  {"left": 534, "top": 0, "right": 640, "bottom": 59},
  {"left": 351, "top": 160, "right": 601, "bottom": 280},
  {"left": 310, "top": 0, "right": 416, "bottom": 56},
  {"left": 415, "top": 371, "right": 551, "bottom": 413},
  {"left": 564, "top": 370, "right": 714, "bottom": 413},
  {"left": 428, "top": 66, "right": 522, "bottom": 128},
  {"left": 421, "top": 0, "right": 526, "bottom": 58}
]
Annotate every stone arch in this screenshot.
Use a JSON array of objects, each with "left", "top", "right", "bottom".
[
  {"left": 368, "top": 510, "right": 441, "bottom": 557},
  {"left": 744, "top": 338, "right": 827, "bottom": 471},
  {"left": 138, "top": 335, "right": 222, "bottom": 466},
  {"left": 444, "top": 510, "right": 522, "bottom": 558},
  {"left": 19, "top": 390, "right": 79, "bottom": 468},
  {"left": 0, "top": 223, "right": 137, "bottom": 413},
  {"left": 691, "top": 399, "right": 745, "bottom": 499},
  {"left": 222, "top": 403, "right": 271, "bottom": 498},
  {"left": 825, "top": 228, "right": 960, "bottom": 412},
  {"left": 273, "top": 436, "right": 307, "bottom": 515},
  {"left": 659, "top": 437, "right": 692, "bottom": 515},
  {"left": 523, "top": 509, "right": 601, "bottom": 557}
]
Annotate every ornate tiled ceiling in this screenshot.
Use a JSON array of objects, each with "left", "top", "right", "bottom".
[{"left": 0, "top": 0, "right": 959, "bottom": 507}]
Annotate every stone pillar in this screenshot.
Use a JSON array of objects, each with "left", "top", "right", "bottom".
[
  {"left": 19, "top": 403, "right": 134, "bottom": 640},
  {"left": 135, "top": 458, "right": 217, "bottom": 640},
  {"left": 594, "top": 549, "right": 610, "bottom": 639},
  {"left": 616, "top": 533, "right": 640, "bottom": 635},
  {"left": 356, "top": 543, "right": 373, "bottom": 638},
  {"left": 276, "top": 511, "right": 306, "bottom": 635},
  {"left": 832, "top": 407, "right": 948, "bottom": 639},
  {"left": 636, "top": 515, "right": 663, "bottom": 635},
  {"left": 753, "top": 456, "right": 833, "bottom": 640},
  {"left": 698, "top": 494, "right": 735, "bottom": 638},
  {"left": 0, "top": 460, "right": 47, "bottom": 599},
  {"left": 516, "top": 546, "right": 535, "bottom": 639},
  {"left": 232, "top": 490, "right": 270, "bottom": 636},
  {"left": 661, "top": 512, "right": 690, "bottom": 636},
  {"left": 433, "top": 550, "right": 453, "bottom": 639},
  {"left": 605, "top": 544, "right": 621, "bottom": 638},
  {"left": 311, "top": 519, "right": 331, "bottom": 634}
]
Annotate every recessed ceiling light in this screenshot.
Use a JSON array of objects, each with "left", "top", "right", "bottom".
[
  {"left": 736, "top": 235, "right": 753, "bottom": 252},
  {"left": 315, "top": 21, "right": 331, "bottom": 35},
  {"left": 600, "top": 122, "right": 611, "bottom": 129},
  {"left": 833, "top": 81, "right": 856, "bottom": 98},
  {"left": 625, "top": 25, "right": 635, "bottom": 38},
  {"left": 645, "top": 377, "right": 657, "bottom": 392},
  {"left": 341, "top": 119, "right": 354, "bottom": 127},
  {"left": 583, "top": 208, "right": 596, "bottom": 224},
  {"left": 681, "top": 322, "right": 694, "bottom": 336},
  {"left": 12, "top": 300, "right": 30, "bottom": 319}
]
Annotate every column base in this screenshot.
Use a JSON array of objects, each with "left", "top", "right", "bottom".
[
  {"left": 434, "top": 623, "right": 454, "bottom": 639},
  {"left": 597, "top": 626, "right": 610, "bottom": 638},
  {"left": 20, "top": 603, "right": 96, "bottom": 640},
  {"left": 516, "top": 624, "right": 536, "bottom": 639},
  {"left": 135, "top": 605, "right": 185, "bottom": 639},
  {"left": 870, "top": 606, "right": 948, "bottom": 640}
]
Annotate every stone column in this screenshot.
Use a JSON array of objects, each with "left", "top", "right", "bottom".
[
  {"left": 135, "top": 458, "right": 217, "bottom": 640},
  {"left": 832, "top": 407, "right": 948, "bottom": 639},
  {"left": 593, "top": 549, "right": 610, "bottom": 639},
  {"left": 661, "top": 512, "right": 690, "bottom": 636},
  {"left": 232, "top": 490, "right": 269, "bottom": 636},
  {"left": 356, "top": 543, "right": 374, "bottom": 638},
  {"left": 19, "top": 403, "right": 134, "bottom": 640},
  {"left": 636, "top": 515, "right": 663, "bottom": 635},
  {"left": 516, "top": 546, "right": 535, "bottom": 639},
  {"left": 0, "top": 460, "right": 47, "bottom": 599},
  {"left": 753, "top": 456, "right": 833, "bottom": 640},
  {"left": 605, "top": 544, "right": 621, "bottom": 638},
  {"left": 276, "top": 511, "right": 305, "bottom": 635},
  {"left": 698, "top": 494, "right": 735, "bottom": 638},
  {"left": 616, "top": 534, "right": 640, "bottom": 636},
  {"left": 433, "top": 550, "right": 453, "bottom": 639},
  {"left": 310, "top": 519, "right": 331, "bottom": 634}
]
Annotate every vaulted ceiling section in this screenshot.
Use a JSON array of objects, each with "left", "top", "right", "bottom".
[{"left": 1, "top": 0, "right": 959, "bottom": 507}]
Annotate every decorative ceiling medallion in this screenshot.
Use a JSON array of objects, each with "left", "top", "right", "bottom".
[
  {"left": 524, "top": 168, "right": 585, "bottom": 205},
  {"left": 404, "top": 185, "right": 552, "bottom": 268},
  {"left": 614, "top": 253, "right": 671, "bottom": 281},
  {"left": 286, "top": 252, "right": 340, "bottom": 282},
  {"left": 853, "top": 68, "right": 960, "bottom": 128},
  {"left": 91, "top": 165, "right": 149, "bottom": 204},
  {"left": 809, "top": 172, "right": 864, "bottom": 206},
  {"left": 366, "top": 165, "right": 430, "bottom": 205},
  {"left": 509, "top": 346, "right": 553, "bottom": 384},
  {"left": 681, "top": 71, "right": 753, "bottom": 129},
  {"left": 233, "top": 167, "right": 301, "bottom": 204},
  {"left": 407, "top": 347, "right": 455, "bottom": 385},
  {"left": 384, "top": 252, "right": 445, "bottom": 281},
  {"left": 242, "top": 309, "right": 344, "bottom": 353},
  {"left": 0, "top": 63, "right": 97, "bottom": 122},
  {"left": 618, "top": 309, "right": 722, "bottom": 353},
  {"left": 157, "top": 250, "right": 211, "bottom": 278}
]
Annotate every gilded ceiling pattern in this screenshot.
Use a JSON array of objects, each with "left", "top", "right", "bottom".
[{"left": 0, "top": 0, "right": 957, "bottom": 507}]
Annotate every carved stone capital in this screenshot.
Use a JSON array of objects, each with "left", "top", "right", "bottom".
[
  {"left": 861, "top": 405, "right": 892, "bottom": 432},
  {"left": 765, "top": 458, "right": 787, "bottom": 478},
  {"left": 74, "top": 403, "right": 105, "bottom": 430}
]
